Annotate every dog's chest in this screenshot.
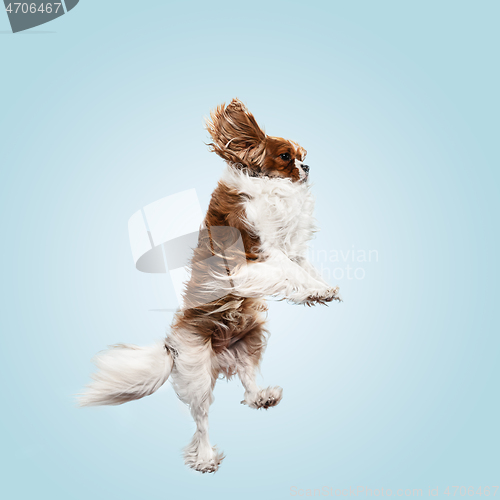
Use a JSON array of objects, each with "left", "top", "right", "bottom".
[{"left": 242, "top": 182, "right": 316, "bottom": 256}]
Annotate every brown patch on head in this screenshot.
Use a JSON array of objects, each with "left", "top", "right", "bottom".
[
  {"left": 207, "top": 99, "right": 307, "bottom": 182},
  {"left": 262, "top": 137, "right": 307, "bottom": 182}
]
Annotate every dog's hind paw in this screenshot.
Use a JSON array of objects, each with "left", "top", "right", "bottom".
[
  {"left": 184, "top": 446, "right": 224, "bottom": 474},
  {"left": 241, "top": 386, "right": 283, "bottom": 409}
]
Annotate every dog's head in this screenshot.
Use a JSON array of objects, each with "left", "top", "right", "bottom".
[{"left": 206, "top": 98, "right": 309, "bottom": 182}]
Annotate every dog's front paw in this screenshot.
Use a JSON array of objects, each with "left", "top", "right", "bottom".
[
  {"left": 184, "top": 446, "right": 224, "bottom": 474},
  {"left": 241, "top": 386, "right": 283, "bottom": 409},
  {"left": 305, "top": 286, "right": 342, "bottom": 306}
]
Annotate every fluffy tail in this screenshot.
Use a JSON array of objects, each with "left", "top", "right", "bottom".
[{"left": 78, "top": 341, "right": 173, "bottom": 407}]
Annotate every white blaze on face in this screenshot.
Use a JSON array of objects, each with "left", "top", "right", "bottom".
[
  {"left": 291, "top": 142, "right": 308, "bottom": 180},
  {"left": 295, "top": 159, "right": 307, "bottom": 180}
]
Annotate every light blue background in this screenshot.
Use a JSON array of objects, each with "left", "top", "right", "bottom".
[{"left": 1, "top": 1, "right": 498, "bottom": 499}]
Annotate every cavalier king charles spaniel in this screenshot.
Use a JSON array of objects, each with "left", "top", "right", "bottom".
[{"left": 79, "top": 98, "right": 341, "bottom": 473}]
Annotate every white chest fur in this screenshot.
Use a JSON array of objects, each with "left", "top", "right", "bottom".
[{"left": 222, "top": 167, "right": 318, "bottom": 259}]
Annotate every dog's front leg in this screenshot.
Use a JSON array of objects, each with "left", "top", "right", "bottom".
[
  {"left": 293, "top": 257, "right": 343, "bottom": 302},
  {"left": 294, "top": 256, "right": 326, "bottom": 281},
  {"left": 231, "top": 256, "right": 340, "bottom": 304}
]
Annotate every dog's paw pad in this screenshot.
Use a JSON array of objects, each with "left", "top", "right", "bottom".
[
  {"left": 243, "top": 386, "right": 283, "bottom": 409},
  {"left": 306, "top": 286, "right": 342, "bottom": 305},
  {"left": 185, "top": 448, "right": 224, "bottom": 474},
  {"left": 192, "top": 458, "right": 219, "bottom": 474}
]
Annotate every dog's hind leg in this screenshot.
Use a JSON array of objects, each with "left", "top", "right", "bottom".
[
  {"left": 233, "top": 334, "right": 283, "bottom": 410},
  {"left": 238, "top": 358, "right": 283, "bottom": 410},
  {"left": 170, "top": 335, "right": 224, "bottom": 473}
]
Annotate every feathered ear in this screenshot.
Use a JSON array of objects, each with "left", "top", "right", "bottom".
[{"left": 206, "top": 98, "right": 267, "bottom": 168}]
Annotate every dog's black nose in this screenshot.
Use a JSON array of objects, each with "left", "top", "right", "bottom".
[{"left": 302, "top": 164, "right": 310, "bottom": 174}]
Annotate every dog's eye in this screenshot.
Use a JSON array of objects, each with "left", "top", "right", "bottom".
[{"left": 279, "top": 153, "right": 291, "bottom": 161}]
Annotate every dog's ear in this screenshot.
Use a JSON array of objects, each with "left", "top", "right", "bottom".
[{"left": 206, "top": 98, "right": 267, "bottom": 168}]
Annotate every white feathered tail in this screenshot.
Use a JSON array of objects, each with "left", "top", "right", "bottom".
[{"left": 78, "top": 341, "right": 173, "bottom": 407}]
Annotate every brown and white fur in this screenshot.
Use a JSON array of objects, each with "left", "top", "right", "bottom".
[{"left": 78, "top": 99, "right": 341, "bottom": 473}]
